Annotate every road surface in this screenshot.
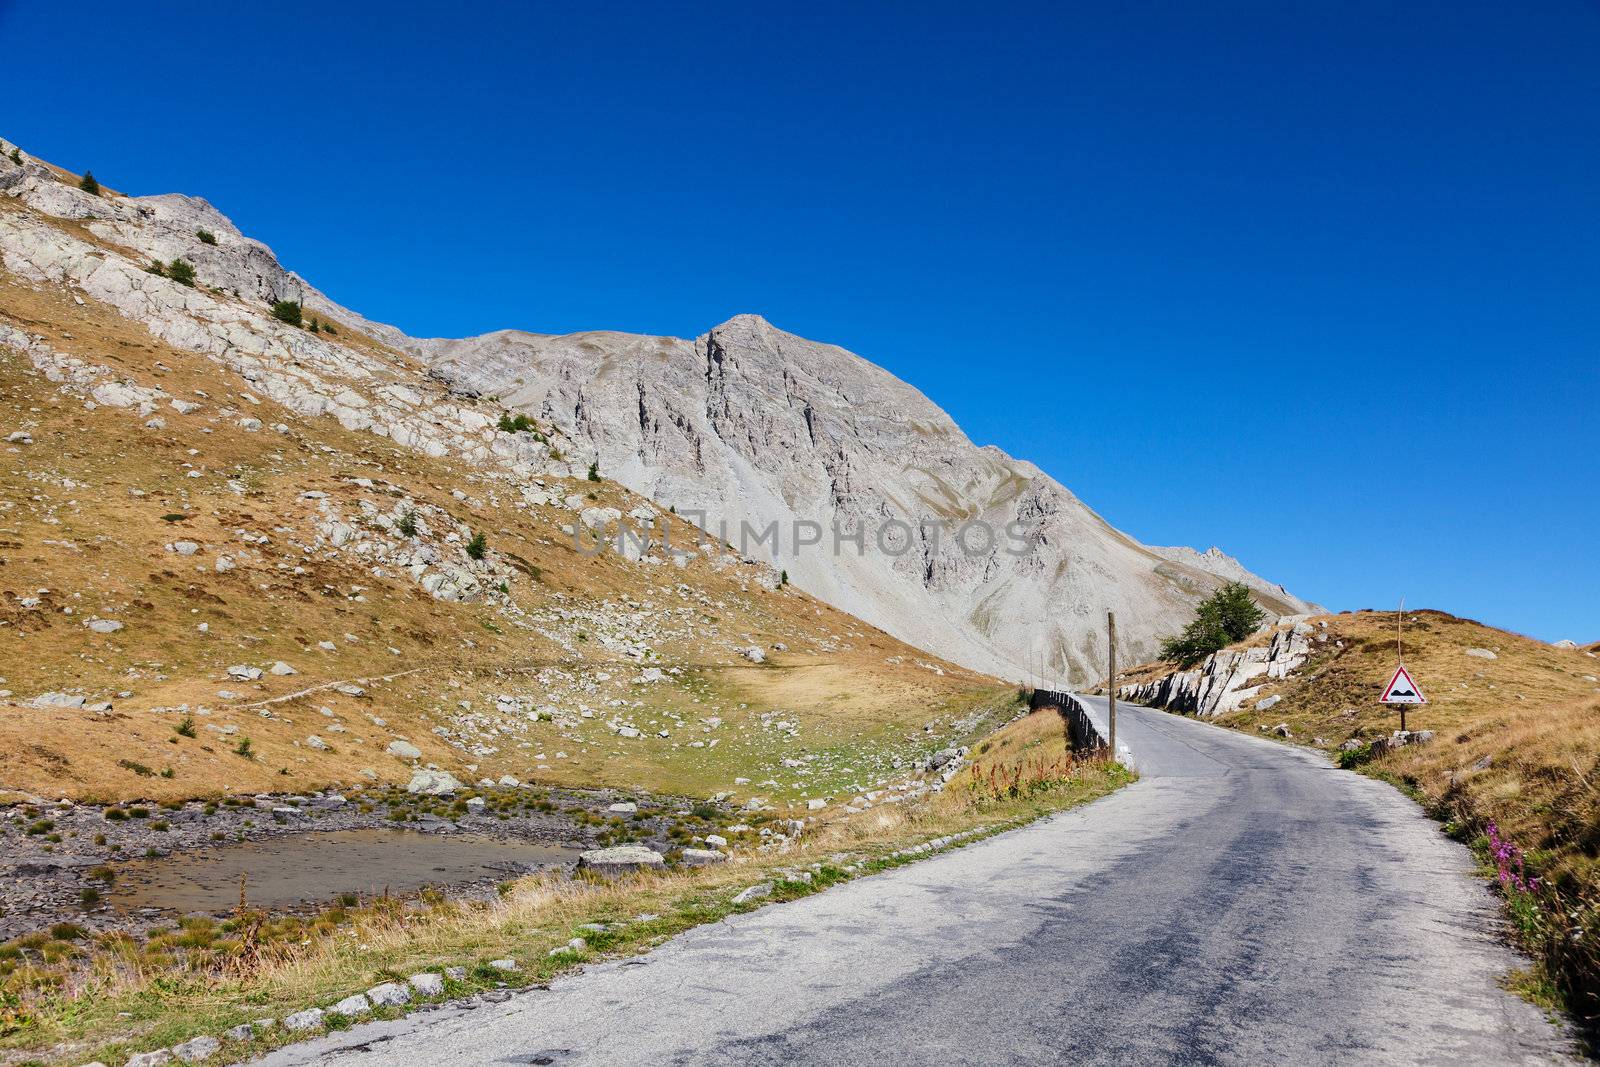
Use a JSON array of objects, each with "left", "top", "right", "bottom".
[{"left": 260, "top": 700, "right": 1576, "bottom": 1066}]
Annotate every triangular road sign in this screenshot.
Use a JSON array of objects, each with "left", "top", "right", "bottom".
[{"left": 1379, "top": 664, "right": 1427, "bottom": 704}]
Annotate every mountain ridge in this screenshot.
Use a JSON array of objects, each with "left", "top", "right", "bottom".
[{"left": 0, "top": 140, "right": 1315, "bottom": 684}]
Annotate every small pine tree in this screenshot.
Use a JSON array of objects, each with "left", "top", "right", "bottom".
[
  {"left": 144, "top": 261, "right": 168, "bottom": 278},
  {"left": 396, "top": 510, "right": 418, "bottom": 537},
  {"left": 497, "top": 413, "right": 516, "bottom": 433},
  {"left": 270, "top": 299, "right": 303, "bottom": 327},
  {"left": 465, "top": 531, "right": 488, "bottom": 560},
  {"left": 587, "top": 461, "right": 601, "bottom": 482},
  {"left": 308, "top": 317, "right": 321, "bottom": 333},
  {"left": 196, "top": 229, "right": 217, "bottom": 245},
  {"left": 780, "top": 569, "right": 788, "bottom": 586},
  {"left": 321, "top": 321, "right": 337, "bottom": 335},
  {"left": 79, "top": 170, "right": 100, "bottom": 196},
  {"left": 167, "top": 259, "right": 196, "bottom": 287},
  {"left": 8, "top": 148, "right": 21, "bottom": 165},
  {"left": 1158, "top": 581, "right": 1268, "bottom": 667}
]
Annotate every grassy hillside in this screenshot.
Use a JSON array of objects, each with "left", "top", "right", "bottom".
[
  {"left": 0, "top": 269, "right": 1009, "bottom": 809},
  {"left": 1118, "top": 609, "right": 1600, "bottom": 1034}
]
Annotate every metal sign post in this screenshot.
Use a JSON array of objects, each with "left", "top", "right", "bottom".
[{"left": 1379, "top": 598, "right": 1427, "bottom": 728}]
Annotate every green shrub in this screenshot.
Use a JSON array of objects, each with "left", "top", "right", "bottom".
[
  {"left": 587, "top": 461, "right": 601, "bottom": 482},
  {"left": 79, "top": 171, "right": 100, "bottom": 196},
  {"left": 196, "top": 229, "right": 217, "bottom": 245},
  {"left": 397, "top": 510, "right": 418, "bottom": 537},
  {"left": 175, "top": 715, "right": 197, "bottom": 738},
  {"left": 8, "top": 148, "right": 20, "bottom": 165},
  {"left": 167, "top": 259, "right": 196, "bottom": 287},
  {"left": 145, "top": 261, "right": 167, "bottom": 278},
  {"left": 270, "top": 300, "right": 303, "bottom": 327},
  {"left": 466, "top": 531, "right": 488, "bottom": 561},
  {"left": 234, "top": 737, "right": 255, "bottom": 759}
]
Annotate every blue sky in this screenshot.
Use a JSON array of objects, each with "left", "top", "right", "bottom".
[{"left": 5, "top": 1, "right": 1597, "bottom": 642}]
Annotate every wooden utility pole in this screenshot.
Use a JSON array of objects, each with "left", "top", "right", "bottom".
[{"left": 1107, "top": 611, "right": 1117, "bottom": 758}]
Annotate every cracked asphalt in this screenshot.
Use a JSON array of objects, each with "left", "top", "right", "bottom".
[{"left": 256, "top": 700, "right": 1578, "bottom": 1066}]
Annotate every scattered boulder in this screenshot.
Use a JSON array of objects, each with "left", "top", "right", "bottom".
[
  {"left": 577, "top": 846, "right": 666, "bottom": 878},
  {"left": 282, "top": 1008, "right": 324, "bottom": 1031},
  {"left": 487, "top": 958, "right": 518, "bottom": 972},
  {"left": 680, "top": 848, "right": 726, "bottom": 866},
  {"left": 329, "top": 993, "right": 370, "bottom": 1016},
  {"left": 226, "top": 665, "right": 262, "bottom": 681},
  {"left": 1272, "top": 723, "right": 1291, "bottom": 738},
  {"left": 704, "top": 834, "right": 728, "bottom": 849},
  {"left": 365, "top": 982, "right": 410, "bottom": 1007},
  {"left": 386, "top": 739, "right": 422, "bottom": 760},
  {"left": 305, "top": 735, "right": 330, "bottom": 751},
  {"left": 269, "top": 661, "right": 297, "bottom": 676},
  {"left": 85, "top": 618, "right": 124, "bottom": 634},
  {"left": 733, "top": 882, "right": 774, "bottom": 904},
  {"left": 31, "top": 692, "right": 86, "bottom": 709},
  {"left": 607, "top": 801, "right": 638, "bottom": 814},
  {"left": 741, "top": 646, "right": 766, "bottom": 664},
  {"left": 408, "top": 972, "right": 445, "bottom": 997},
  {"left": 127, "top": 1051, "right": 175, "bottom": 1067},
  {"left": 406, "top": 769, "right": 463, "bottom": 796},
  {"left": 1464, "top": 647, "right": 1498, "bottom": 660},
  {"left": 1256, "top": 694, "right": 1282, "bottom": 712}
]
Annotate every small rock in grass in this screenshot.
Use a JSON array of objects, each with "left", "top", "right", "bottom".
[
  {"left": 366, "top": 982, "right": 411, "bottom": 1006},
  {"left": 1465, "top": 647, "right": 1498, "bottom": 660},
  {"left": 223, "top": 1023, "right": 255, "bottom": 1041},
  {"left": 680, "top": 848, "right": 725, "bottom": 867},
  {"left": 125, "top": 1052, "right": 173, "bottom": 1067},
  {"left": 733, "top": 882, "right": 774, "bottom": 904},
  {"left": 387, "top": 739, "right": 422, "bottom": 759},
  {"left": 283, "top": 1008, "right": 324, "bottom": 1031},
  {"left": 487, "top": 958, "right": 518, "bottom": 972},
  {"left": 577, "top": 846, "right": 664, "bottom": 878},
  {"left": 607, "top": 801, "right": 638, "bottom": 814},
  {"left": 408, "top": 972, "right": 445, "bottom": 997},
  {"left": 331, "top": 993, "right": 371, "bottom": 1016},
  {"left": 171, "top": 1035, "right": 222, "bottom": 1062},
  {"left": 704, "top": 834, "right": 728, "bottom": 849},
  {"left": 444, "top": 966, "right": 467, "bottom": 981},
  {"left": 86, "top": 618, "right": 124, "bottom": 634},
  {"left": 269, "top": 661, "right": 297, "bottom": 676}
]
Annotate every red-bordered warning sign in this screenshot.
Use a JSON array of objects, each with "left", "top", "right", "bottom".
[{"left": 1379, "top": 664, "right": 1426, "bottom": 704}]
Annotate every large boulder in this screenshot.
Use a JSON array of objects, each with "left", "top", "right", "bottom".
[
  {"left": 406, "top": 769, "right": 464, "bottom": 796},
  {"left": 577, "top": 846, "right": 666, "bottom": 879}
]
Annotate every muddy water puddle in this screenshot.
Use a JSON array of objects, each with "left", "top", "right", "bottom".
[{"left": 111, "top": 829, "right": 581, "bottom": 914}]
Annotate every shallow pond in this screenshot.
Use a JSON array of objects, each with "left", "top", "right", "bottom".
[{"left": 110, "top": 829, "right": 581, "bottom": 914}]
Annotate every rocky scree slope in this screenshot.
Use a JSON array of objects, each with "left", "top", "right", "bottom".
[
  {"left": 414, "top": 314, "right": 1315, "bottom": 685},
  {"left": 0, "top": 137, "right": 1006, "bottom": 807}
]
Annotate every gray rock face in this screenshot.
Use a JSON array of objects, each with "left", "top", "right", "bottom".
[
  {"left": 1120, "top": 621, "right": 1315, "bottom": 718},
  {"left": 578, "top": 846, "right": 666, "bottom": 878},
  {"left": 419, "top": 316, "right": 1316, "bottom": 682}
]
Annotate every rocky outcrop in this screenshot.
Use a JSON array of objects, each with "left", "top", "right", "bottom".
[{"left": 1119, "top": 617, "right": 1322, "bottom": 718}]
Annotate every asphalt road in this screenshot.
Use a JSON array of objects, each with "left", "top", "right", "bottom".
[{"left": 260, "top": 701, "right": 1577, "bottom": 1066}]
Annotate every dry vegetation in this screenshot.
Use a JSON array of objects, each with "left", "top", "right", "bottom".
[
  {"left": 1, "top": 708, "right": 1129, "bottom": 1065},
  {"left": 1128, "top": 609, "right": 1600, "bottom": 1034},
  {"left": 0, "top": 272, "right": 1007, "bottom": 807}
]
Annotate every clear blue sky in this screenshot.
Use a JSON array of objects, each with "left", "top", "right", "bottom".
[{"left": 6, "top": 1, "right": 1597, "bottom": 642}]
